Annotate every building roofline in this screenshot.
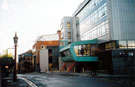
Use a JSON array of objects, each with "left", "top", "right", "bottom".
[
  {"left": 34, "top": 33, "right": 59, "bottom": 42},
  {"left": 72, "top": 0, "right": 90, "bottom": 16}
]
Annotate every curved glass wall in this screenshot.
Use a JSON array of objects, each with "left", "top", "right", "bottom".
[
  {"left": 74, "top": 44, "right": 98, "bottom": 57},
  {"left": 59, "top": 39, "right": 99, "bottom": 62},
  {"left": 74, "top": 44, "right": 91, "bottom": 56}
]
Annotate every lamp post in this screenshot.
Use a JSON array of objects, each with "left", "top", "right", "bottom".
[{"left": 13, "top": 32, "right": 18, "bottom": 81}]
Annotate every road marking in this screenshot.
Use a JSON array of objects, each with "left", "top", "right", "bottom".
[{"left": 19, "top": 77, "right": 38, "bottom": 87}]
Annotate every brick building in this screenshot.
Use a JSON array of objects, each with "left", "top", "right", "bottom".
[{"left": 32, "top": 31, "right": 61, "bottom": 72}]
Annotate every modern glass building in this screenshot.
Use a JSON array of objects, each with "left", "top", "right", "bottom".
[
  {"left": 60, "top": 0, "right": 135, "bottom": 74},
  {"left": 71, "top": 0, "right": 135, "bottom": 75},
  {"left": 73, "top": 0, "right": 135, "bottom": 43}
]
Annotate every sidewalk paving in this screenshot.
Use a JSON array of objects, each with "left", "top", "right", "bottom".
[
  {"left": 2, "top": 74, "right": 30, "bottom": 87},
  {"left": 2, "top": 79, "right": 30, "bottom": 87}
]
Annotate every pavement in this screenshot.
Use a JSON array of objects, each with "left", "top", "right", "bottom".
[
  {"left": 2, "top": 74, "right": 30, "bottom": 87},
  {"left": 2, "top": 72, "right": 135, "bottom": 87}
]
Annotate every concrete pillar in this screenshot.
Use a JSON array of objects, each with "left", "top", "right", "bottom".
[
  {"left": 40, "top": 49, "right": 48, "bottom": 72},
  {"left": 59, "top": 57, "right": 64, "bottom": 71}
]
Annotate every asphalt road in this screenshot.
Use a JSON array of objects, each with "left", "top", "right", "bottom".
[{"left": 18, "top": 73, "right": 128, "bottom": 87}]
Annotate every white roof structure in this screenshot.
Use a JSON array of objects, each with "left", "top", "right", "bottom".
[{"left": 35, "top": 34, "right": 59, "bottom": 41}]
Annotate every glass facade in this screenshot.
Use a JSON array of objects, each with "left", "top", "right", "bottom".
[
  {"left": 128, "top": 41, "right": 135, "bottom": 48},
  {"left": 119, "top": 41, "right": 127, "bottom": 48},
  {"left": 74, "top": 44, "right": 91, "bottom": 56},
  {"left": 60, "top": 50, "right": 70, "bottom": 57},
  {"left": 76, "top": 0, "right": 108, "bottom": 40},
  {"left": 119, "top": 40, "right": 135, "bottom": 49},
  {"left": 105, "top": 41, "right": 116, "bottom": 50},
  {"left": 74, "top": 44, "right": 98, "bottom": 56}
]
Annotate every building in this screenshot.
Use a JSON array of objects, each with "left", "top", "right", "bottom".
[
  {"left": 61, "top": 17, "right": 79, "bottom": 45},
  {"left": 32, "top": 31, "right": 61, "bottom": 72},
  {"left": 60, "top": 0, "right": 135, "bottom": 75},
  {"left": 60, "top": 17, "right": 99, "bottom": 72},
  {"left": 18, "top": 50, "right": 33, "bottom": 73}
]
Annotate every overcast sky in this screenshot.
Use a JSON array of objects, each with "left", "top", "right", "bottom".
[{"left": 0, "top": 0, "right": 83, "bottom": 55}]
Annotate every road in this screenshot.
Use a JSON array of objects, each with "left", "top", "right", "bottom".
[{"left": 18, "top": 73, "right": 127, "bottom": 87}]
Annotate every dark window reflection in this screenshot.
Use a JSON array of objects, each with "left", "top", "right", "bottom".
[
  {"left": 60, "top": 49, "right": 70, "bottom": 57},
  {"left": 74, "top": 44, "right": 97, "bottom": 57}
]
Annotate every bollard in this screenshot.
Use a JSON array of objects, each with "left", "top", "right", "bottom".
[
  {"left": 74, "top": 67, "right": 76, "bottom": 73},
  {"left": 82, "top": 68, "right": 85, "bottom": 74}
]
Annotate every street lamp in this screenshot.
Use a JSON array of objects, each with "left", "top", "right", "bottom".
[{"left": 13, "top": 32, "right": 18, "bottom": 81}]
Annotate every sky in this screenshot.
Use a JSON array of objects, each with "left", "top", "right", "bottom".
[{"left": 0, "top": 0, "right": 83, "bottom": 55}]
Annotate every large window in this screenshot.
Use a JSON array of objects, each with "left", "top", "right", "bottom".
[
  {"left": 118, "top": 40, "right": 135, "bottom": 49},
  {"left": 74, "top": 44, "right": 91, "bottom": 57},
  {"left": 105, "top": 41, "right": 116, "bottom": 50},
  {"left": 128, "top": 41, "right": 135, "bottom": 48},
  {"left": 81, "top": 20, "right": 108, "bottom": 40},
  {"left": 119, "top": 41, "right": 127, "bottom": 48}
]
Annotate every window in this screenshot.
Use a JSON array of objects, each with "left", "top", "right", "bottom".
[
  {"left": 67, "top": 21, "right": 71, "bottom": 29},
  {"left": 67, "top": 32, "right": 71, "bottom": 39},
  {"left": 48, "top": 49, "right": 52, "bottom": 54},
  {"left": 128, "top": 41, "right": 135, "bottom": 48},
  {"left": 74, "top": 44, "right": 91, "bottom": 57},
  {"left": 86, "top": 44, "right": 91, "bottom": 56},
  {"left": 78, "top": 45, "right": 82, "bottom": 56},
  {"left": 60, "top": 50, "right": 70, "bottom": 57},
  {"left": 105, "top": 43, "right": 111, "bottom": 50},
  {"left": 68, "top": 42, "right": 71, "bottom": 44},
  {"left": 105, "top": 41, "right": 116, "bottom": 50},
  {"left": 119, "top": 41, "right": 127, "bottom": 48},
  {"left": 74, "top": 46, "right": 79, "bottom": 56}
]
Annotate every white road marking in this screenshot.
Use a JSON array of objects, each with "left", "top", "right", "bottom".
[{"left": 19, "top": 77, "right": 38, "bottom": 87}]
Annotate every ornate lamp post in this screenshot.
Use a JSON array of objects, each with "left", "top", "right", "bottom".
[{"left": 13, "top": 32, "right": 18, "bottom": 81}]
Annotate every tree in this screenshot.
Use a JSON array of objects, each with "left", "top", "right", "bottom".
[{"left": 0, "top": 55, "right": 14, "bottom": 77}]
